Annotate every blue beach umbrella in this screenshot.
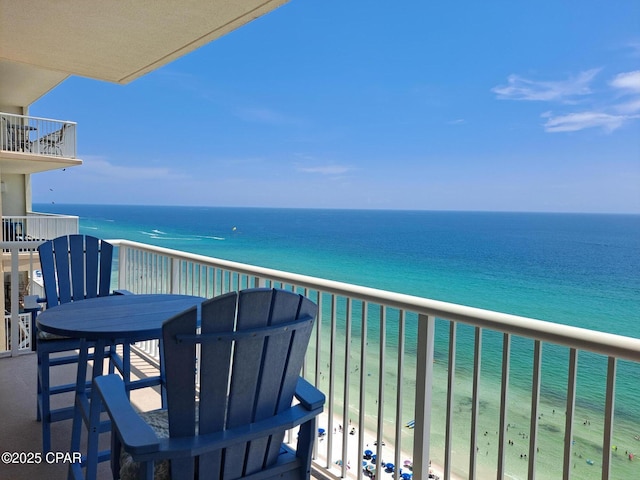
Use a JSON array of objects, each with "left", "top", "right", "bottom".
[{"left": 364, "top": 449, "right": 373, "bottom": 459}]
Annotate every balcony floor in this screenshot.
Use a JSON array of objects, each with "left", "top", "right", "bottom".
[
  {"left": 0, "top": 350, "right": 162, "bottom": 480},
  {"left": 0, "top": 352, "right": 329, "bottom": 480}
]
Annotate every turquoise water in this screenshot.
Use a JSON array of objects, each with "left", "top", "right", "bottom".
[
  {"left": 36, "top": 205, "right": 639, "bottom": 330},
  {"left": 34, "top": 204, "right": 640, "bottom": 477}
]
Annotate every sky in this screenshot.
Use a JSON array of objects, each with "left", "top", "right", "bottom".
[{"left": 31, "top": 1, "right": 640, "bottom": 213}]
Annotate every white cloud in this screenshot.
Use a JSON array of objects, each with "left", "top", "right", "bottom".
[
  {"left": 492, "top": 69, "right": 600, "bottom": 102},
  {"left": 626, "top": 41, "right": 640, "bottom": 57},
  {"left": 495, "top": 68, "right": 640, "bottom": 133},
  {"left": 78, "top": 157, "right": 189, "bottom": 181},
  {"left": 296, "top": 165, "right": 351, "bottom": 175},
  {"left": 542, "top": 111, "right": 634, "bottom": 133},
  {"left": 610, "top": 70, "right": 640, "bottom": 92},
  {"left": 615, "top": 97, "right": 640, "bottom": 114},
  {"left": 609, "top": 71, "right": 640, "bottom": 115}
]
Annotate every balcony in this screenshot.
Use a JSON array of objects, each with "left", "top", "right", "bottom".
[
  {"left": 0, "top": 113, "right": 81, "bottom": 174},
  {"left": 1, "top": 216, "right": 78, "bottom": 354},
  {"left": 2, "top": 213, "right": 79, "bottom": 242},
  {"left": 1, "top": 239, "right": 639, "bottom": 480}
]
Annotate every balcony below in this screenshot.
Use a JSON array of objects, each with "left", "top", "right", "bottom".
[
  {"left": 0, "top": 112, "right": 81, "bottom": 174},
  {"left": 2, "top": 213, "right": 79, "bottom": 242}
]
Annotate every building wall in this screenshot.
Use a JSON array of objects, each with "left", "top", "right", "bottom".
[
  {"left": 1, "top": 174, "right": 27, "bottom": 216},
  {"left": 0, "top": 105, "right": 24, "bottom": 115}
]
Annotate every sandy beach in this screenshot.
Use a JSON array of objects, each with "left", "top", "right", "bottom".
[{"left": 314, "top": 411, "right": 461, "bottom": 480}]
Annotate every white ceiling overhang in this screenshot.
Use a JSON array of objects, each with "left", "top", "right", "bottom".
[{"left": 0, "top": 0, "right": 289, "bottom": 106}]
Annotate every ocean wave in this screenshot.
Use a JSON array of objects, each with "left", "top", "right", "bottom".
[
  {"left": 151, "top": 236, "right": 192, "bottom": 241},
  {"left": 195, "top": 235, "right": 225, "bottom": 241},
  {"left": 139, "top": 231, "right": 206, "bottom": 241}
]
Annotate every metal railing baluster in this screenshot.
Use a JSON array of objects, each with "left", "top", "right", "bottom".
[
  {"left": 602, "top": 356, "right": 617, "bottom": 479},
  {"left": 444, "top": 322, "right": 457, "bottom": 480},
  {"left": 528, "top": 340, "right": 542, "bottom": 478},
  {"left": 469, "top": 327, "right": 482, "bottom": 480},
  {"left": 376, "top": 305, "right": 386, "bottom": 467},
  {"left": 497, "top": 333, "right": 511, "bottom": 479},
  {"left": 357, "top": 301, "right": 368, "bottom": 480},
  {"left": 562, "top": 348, "right": 578, "bottom": 480},
  {"left": 341, "top": 297, "right": 352, "bottom": 478},
  {"left": 394, "top": 309, "right": 406, "bottom": 480}
]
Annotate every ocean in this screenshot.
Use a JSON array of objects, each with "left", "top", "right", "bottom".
[{"left": 33, "top": 204, "right": 640, "bottom": 478}]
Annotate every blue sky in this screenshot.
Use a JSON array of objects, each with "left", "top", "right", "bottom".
[{"left": 31, "top": 1, "right": 640, "bottom": 213}]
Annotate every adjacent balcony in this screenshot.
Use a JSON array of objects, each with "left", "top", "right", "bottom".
[
  {"left": 0, "top": 112, "right": 81, "bottom": 173},
  {"left": 1, "top": 215, "right": 78, "bottom": 356},
  {"left": 1, "top": 239, "right": 639, "bottom": 480},
  {"left": 2, "top": 212, "right": 79, "bottom": 242}
]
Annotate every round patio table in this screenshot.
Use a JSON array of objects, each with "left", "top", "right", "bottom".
[{"left": 37, "top": 293, "right": 205, "bottom": 480}]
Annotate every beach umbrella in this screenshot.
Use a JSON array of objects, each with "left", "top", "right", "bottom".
[
  {"left": 386, "top": 463, "right": 395, "bottom": 472},
  {"left": 403, "top": 460, "right": 412, "bottom": 466},
  {"left": 318, "top": 428, "right": 326, "bottom": 436},
  {"left": 364, "top": 449, "right": 373, "bottom": 459},
  {"left": 401, "top": 473, "right": 412, "bottom": 480}
]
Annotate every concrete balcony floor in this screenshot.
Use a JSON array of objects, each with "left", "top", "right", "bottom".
[
  {"left": 0, "top": 350, "right": 163, "bottom": 480},
  {"left": 0, "top": 352, "right": 329, "bottom": 480}
]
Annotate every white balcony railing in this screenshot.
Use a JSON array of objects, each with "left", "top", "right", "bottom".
[
  {"left": 0, "top": 241, "right": 42, "bottom": 356},
  {"left": 0, "top": 112, "right": 77, "bottom": 158},
  {"left": 1, "top": 238, "right": 638, "bottom": 479},
  {"left": 110, "top": 239, "right": 640, "bottom": 480},
  {"left": 2, "top": 213, "right": 79, "bottom": 242}
]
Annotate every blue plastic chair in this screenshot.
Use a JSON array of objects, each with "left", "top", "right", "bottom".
[
  {"left": 36, "top": 234, "right": 131, "bottom": 452},
  {"left": 95, "top": 288, "right": 324, "bottom": 480}
]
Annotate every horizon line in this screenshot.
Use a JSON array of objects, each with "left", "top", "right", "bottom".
[{"left": 32, "top": 202, "right": 640, "bottom": 216}]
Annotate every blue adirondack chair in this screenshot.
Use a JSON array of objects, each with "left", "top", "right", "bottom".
[
  {"left": 36, "top": 234, "right": 132, "bottom": 453},
  {"left": 94, "top": 288, "right": 324, "bottom": 480}
]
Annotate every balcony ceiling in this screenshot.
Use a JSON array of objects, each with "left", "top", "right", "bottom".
[
  {"left": 0, "top": 152, "right": 82, "bottom": 174},
  {"left": 0, "top": 0, "right": 289, "bottom": 106}
]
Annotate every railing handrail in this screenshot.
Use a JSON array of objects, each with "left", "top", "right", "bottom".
[
  {"left": 0, "top": 111, "right": 77, "bottom": 125},
  {"left": 13, "top": 212, "right": 80, "bottom": 219},
  {"left": 110, "top": 239, "right": 640, "bottom": 363}
]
